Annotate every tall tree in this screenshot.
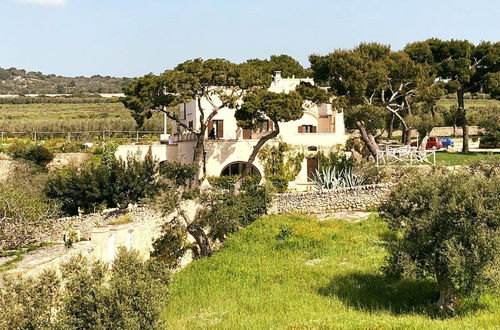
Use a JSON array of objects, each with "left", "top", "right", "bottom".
[
  {"left": 122, "top": 58, "right": 270, "bottom": 181},
  {"left": 310, "top": 43, "right": 429, "bottom": 157},
  {"left": 405, "top": 39, "right": 500, "bottom": 153},
  {"left": 234, "top": 82, "right": 328, "bottom": 188}
]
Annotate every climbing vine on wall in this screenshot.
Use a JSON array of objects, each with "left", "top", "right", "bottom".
[
  {"left": 315, "top": 147, "right": 352, "bottom": 172},
  {"left": 258, "top": 142, "right": 304, "bottom": 185}
]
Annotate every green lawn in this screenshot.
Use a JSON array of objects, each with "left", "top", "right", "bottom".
[
  {"left": 435, "top": 152, "right": 500, "bottom": 166},
  {"left": 163, "top": 214, "right": 499, "bottom": 329}
]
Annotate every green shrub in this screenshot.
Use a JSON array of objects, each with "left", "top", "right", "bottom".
[
  {"left": 0, "top": 249, "right": 169, "bottom": 329},
  {"left": 108, "top": 214, "right": 133, "bottom": 225},
  {"left": 207, "top": 175, "right": 238, "bottom": 190},
  {"left": 7, "top": 140, "right": 54, "bottom": 167},
  {"left": 195, "top": 183, "right": 273, "bottom": 250},
  {"left": 46, "top": 147, "right": 162, "bottom": 215},
  {"left": 153, "top": 182, "right": 273, "bottom": 259},
  {"left": 266, "top": 175, "right": 288, "bottom": 193},
  {"left": 0, "top": 165, "right": 61, "bottom": 248},
  {"left": 467, "top": 158, "right": 500, "bottom": 177},
  {"left": 380, "top": 170, "right": 500, "bottom": 313},
  {"left": 160, "top": 161, "right": 198, "bottom": 186},
  {"left": 208, "top": 175, "right": 261, "bottom": 191},
  {"left": 151, "top": 221, "right": 189, "bottom": 267}
]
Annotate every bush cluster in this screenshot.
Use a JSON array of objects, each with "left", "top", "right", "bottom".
[
  {"left": 160, "top": 161, "right": 198, "bottom": 187},
  {"left": 45, "top": 147, "right": 162, "bottom": 215},
  {"left": 207, "top": 175, "right": 261, "bottom": 191},
  {"left": 0, "top": 249, "right": 169, "bottom": 329},
  {"left": 0, "top": 165, "right": 61, "bottom": 248},
  {"left": 5, "top": 140, "right": 54, "bottom": 167}
]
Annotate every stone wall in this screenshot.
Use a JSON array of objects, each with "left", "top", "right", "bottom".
[
  {"left": 3, "top": 203, "right": 200, "bottom": 277},
  {"left": 0, "top": 159, "right": 13, "bottom": 181},
  {"left": 38, "top": 208, "right": 164, "bottom": 246},
  {"left": 269, "top": 184, "right": 393, "bottom": 215}
]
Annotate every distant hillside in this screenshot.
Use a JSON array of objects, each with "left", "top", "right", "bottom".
[{"left": 0, "top": 67, "right": 132, "bottom": 95}]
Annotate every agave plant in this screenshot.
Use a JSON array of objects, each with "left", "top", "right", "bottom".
[
  {"left": 312, "top": 165, "right": 365, "bottom": 191},
  {"left": 312, "top": 166, "right": 342, "bottom": 191},
  {"left": 339, "top": 167, "right": 365, "bottom": 188}
]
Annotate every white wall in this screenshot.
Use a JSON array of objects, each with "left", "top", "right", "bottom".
[{"left": 115, "top": 144, "right": 177, "bottom": 163}]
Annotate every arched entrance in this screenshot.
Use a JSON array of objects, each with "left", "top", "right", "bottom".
[{"left": 220, "top": 161, "right": 261, "bottom": 177}]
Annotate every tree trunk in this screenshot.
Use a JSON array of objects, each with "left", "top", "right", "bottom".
[
  {"left": 235, "top": 122, "right": 280, "bottom": 192},
  {"left": 387, "top": 114, "right": 395, "bottom": 139},
  {"left": 403, "top": 128, "right": 412, "bottom": 145},
  {"left": 191, "top": 133, "right": 205, "bottom": 186},
  {"left": 457, "top": 90, "right": 469, "bottom": 153},
  {"left": 418, "top": 134, "right": 429, "bottom": 150},
  {"left": 186, "top": 224, "right": 212, "bottom": 258},
  {"left": 356, "top": 121, "right": 379, "bottom": 158},
  {"left": 436, "top": 271, "right": 457, "bottom": 313}
]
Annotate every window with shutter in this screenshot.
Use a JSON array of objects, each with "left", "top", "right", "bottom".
[{"left": 216, "top": 120, "right": 224, "bottom": 138}]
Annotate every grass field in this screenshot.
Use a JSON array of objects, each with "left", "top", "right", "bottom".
[
  {"left": 0, "top": 102, "right": 163, "bottom": 133},
  {"left": 436, "top": 98, "right": 500, "bottom": 109},
  {"left": 435, "top": 152, "right": 500, "bottom": 166},
  {"left": 163, "top": 214, "right": 499, "bottom": 329}
]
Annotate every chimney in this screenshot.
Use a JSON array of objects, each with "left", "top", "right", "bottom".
[{"left": 274, "top": 71, "right": 282, "bottom": 83}]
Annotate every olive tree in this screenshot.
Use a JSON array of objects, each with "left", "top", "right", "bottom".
[{"left": 380, "top": 170, "right": 500, "bottom": 312}]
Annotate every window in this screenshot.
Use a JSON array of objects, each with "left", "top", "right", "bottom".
[
  {"left": 221, "top": 162, "right": 261, "bottom": 177},
  {"left": 208, "top": 120, "right": 224, "bottom": 139},
  {"left": 258, "top": 120, "right": 273, "bottom": 132},
  {"left": 188, "top": 121, "right": 193, "bottom": 129},
  {"left": 298, "top": 125, "right": 317, "bottom": 133}
]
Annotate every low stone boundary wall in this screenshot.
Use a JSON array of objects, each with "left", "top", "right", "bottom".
[{"left": 269, "top": 184, "right": 394, "bottom": 215}]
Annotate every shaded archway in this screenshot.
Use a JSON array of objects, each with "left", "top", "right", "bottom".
[{"left": 220, "top": 161, "right": 261, "bottom": 177}]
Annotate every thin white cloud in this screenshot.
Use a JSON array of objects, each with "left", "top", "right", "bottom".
[{"left": 16, "top": 0, "right": 67, "bottom": 7}]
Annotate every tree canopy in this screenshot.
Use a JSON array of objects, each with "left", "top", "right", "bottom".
[
  {"left": 310, "top": 43, "right": 437, "bottom": 156},
  {"left": 404, "top": 39, "right": 500, "bottom": 152}
]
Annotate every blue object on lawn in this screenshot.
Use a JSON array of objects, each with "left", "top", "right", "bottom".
[{"left": 440, "top": 137, "right": 454, "bottom": 148}]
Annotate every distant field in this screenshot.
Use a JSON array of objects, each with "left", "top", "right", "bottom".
[
  {"left": 0, "top": 102, "right": 163, "bottom": 134},
  {"left": 436, "top": 98, "right": 500, "bottom": 109}
]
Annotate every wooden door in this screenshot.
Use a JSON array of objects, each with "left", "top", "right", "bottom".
[
  {"left": 243, "top": 129, "right": 252, "bottom": 139},
  {"left": 306, "top": 157, "right": 318, "bottom": 181}
]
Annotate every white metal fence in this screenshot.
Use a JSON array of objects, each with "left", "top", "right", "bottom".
[{"left": 376, "top": 145, "right": 436, "bottom": 165}]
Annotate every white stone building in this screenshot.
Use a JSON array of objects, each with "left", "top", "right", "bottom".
[{"left": 116, "top": 72, "right": 347, "bottom": 190}]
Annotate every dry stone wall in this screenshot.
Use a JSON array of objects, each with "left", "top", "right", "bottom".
[
  {"left": 41, "top": 208, "right": 164, "bottom": 245},
  {"left": 269, "top": 184, "right": 394, "bottom": 215},
  {"left": 0, "top": 159, "right": 13, "bottom": 181}
]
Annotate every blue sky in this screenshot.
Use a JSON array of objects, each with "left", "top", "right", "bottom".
[{"left": 1, "top": 0, "right": 499, "bottom": 77}]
